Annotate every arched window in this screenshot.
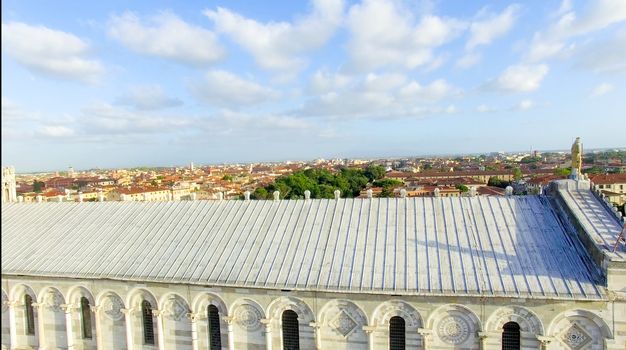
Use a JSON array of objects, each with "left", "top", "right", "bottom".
[
  {"left": 142, "top": 300, "right": 155, "bottom": 345},
  {"left": 24, "top": 294, "right": 35, "bottom": 335},
  {"left": 502, "top": 322, "right": 521, "bottom": 350},
  {"left": 389, "top": 316, "right": 406, "bottom": 350},
  {"left": 80, "top": 297, "right": 92, "bottom": 339},
  {"left": 282, "top": 310, "right": 300, "bottom": 350},
  {"left": 208, "top": 305, "right": 222, "bottom": 350}
]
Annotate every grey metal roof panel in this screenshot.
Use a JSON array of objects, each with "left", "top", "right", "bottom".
[{"left": 1, "top": 196, "right": 604, "bottom": 300}]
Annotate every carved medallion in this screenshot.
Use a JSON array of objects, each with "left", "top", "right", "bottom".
[
  {"left": 562, "top": 324, "right": 591, "bottom": 350},
  {"left": 164, "top": 297, "right": 188, "bottom": 321},
  {"left": 46, "top": 291, "right": 63, "bottom": 312},
  {"left": 438, "top": 315, "right": 470, "bottom": 345},
  {"left": 330, "top": 310, "right": 358, "bottom": 337},
  {"left": 235, "top": 304, "right": 262, "bottom": 330},
  {"left": 102, "top": 294, "right": 124, "bottom": 321}
]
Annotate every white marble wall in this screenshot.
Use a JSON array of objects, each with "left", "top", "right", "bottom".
[{"left": 1, "top": 277, "right": 624, "bottom": 350}]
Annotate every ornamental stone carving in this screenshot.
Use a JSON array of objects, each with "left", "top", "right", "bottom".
[
  {"left": 330, "top": 310, "right": 358, "bottom": 337},
  {"left": 45, "top": 290, "right": 63, "bottom": 312},
  {"left": 234, "top": 304, "right": 262, "bottom": 330},
  {"left": 487, "top": 306, "right": 543, "bottom": 334},
  {"left": 373, "top": 300, "right": 422, "bottom": 327},
  {"left": 437, "top": 315, "right": 470, "bottom": 345},
  {"left": 101, "top": 294, "right": 124, "bottom": 321},
  {"left": 561, "top": 324, "right": 591, "bottom": 350},
  {"left": 164, "top": 296, "right": 189, "bottom": 321}
]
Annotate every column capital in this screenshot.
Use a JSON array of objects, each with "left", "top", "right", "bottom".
[
  {"left": 90, "top": 305, "right": 101, "bottom": 313},
  {"left": 187, "top": 312, "right": 199, "bottom": 322},
  {"left": 537, "top": 335, "right": 555, "bottom": 344},
  {"left": 260, "top": 318, "right": 272, "bottom": 330},
  {"left": 61, "top": 303, "right": 78, "bottom": 312},
  {"left": 5, "top": 300, "right": 19, "bottom": 308},
  {"left": 31, "top": 302, "right": 46, "bottom": 309},
  {"left": 222, "top": 316, "right": 235, "bottom": 325},
  {"left": 121, "top": 307, "right": 134, "bottom": 315},
  {"left": 152, "top": 309, "right": 163, "bottom": 317},
  {"left": 417, "top": 327, "right": 433, "bottom": 336},
  {"left": 309, "top": 321, "right": 321, "bottom": 329},
  {"left": 362, "top": 325, "right": 377, "bottom": 334}
]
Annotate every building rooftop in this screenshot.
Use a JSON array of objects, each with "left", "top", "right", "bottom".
[{"left": 1, "top": 194, "right": 607, "bottom": 300}]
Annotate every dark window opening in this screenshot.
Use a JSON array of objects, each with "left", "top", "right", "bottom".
[
  {"left": 282, "top": 310, "right": 300, "bottom": 350},
  {"left": 142, "top": 300, "right": 155, "bottom": 345},
  {"left": 502, "top": 322, "right": 521, "bottom": 350},
  {"left": 389, "top": 316, "right": 406, "bottom": 350},
  {"left": 81, "top": 297, "right": 92, "bottom": 339},
  {"left": 208, "top": 305, "right": 222, "bottom": 350},
  {"left": 24, "top": 294, "right": 35, "bottom": 335}
]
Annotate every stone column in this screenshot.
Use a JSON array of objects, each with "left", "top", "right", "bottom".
[
  {"left": 362, "top": 326, "right": 376, "bottom": 350},
  {"left": 7, "top": 300, "right": 18, "bottom": 349},
  {"left": 309, "top": 322, "right": 322, "bottom": 350},
  {"left": 260, "top": 318, "right": 272, "bottom": 350},
  {"left": 91, "top": 305, "right": 103, "bottom": 350},
  {"left": 32, "top": 303, "right": 46, "bottom": 349},
  {"left": 223, "top": 316, "right": 235, "bottom": 350},
  {"left": 417, "top": 328, "right": 432, "bottom": 350},
  {"left": 188, "top": 313, "right": 199, "bottom": 350},
  {"left": 61, "top": 303, "right": 76, "bottom": 350},
  {"left": 121, "top": 308, "right": 134, "bottom": 350},
  {"left": 477, "top": 331, "right": 489, "bottom": 350},
  {"left": 153, "top": 309, "right": 165, "bottom": 350}
]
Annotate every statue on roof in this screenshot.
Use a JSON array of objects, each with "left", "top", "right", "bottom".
[{"left": 571, "top": 137, "right": 582, "bottom": 179}]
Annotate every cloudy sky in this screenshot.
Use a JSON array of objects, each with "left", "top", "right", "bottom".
[{"left": 2, "top": 0, "right": 625, "bottom": 172}]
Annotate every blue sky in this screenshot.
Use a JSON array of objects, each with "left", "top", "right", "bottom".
[{"left": 2, "top": 0, "right": 625, "bottom": 172}]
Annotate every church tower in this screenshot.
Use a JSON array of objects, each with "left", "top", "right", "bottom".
[{"left": 2, "top": 166, "right": 17, "bottom": 203}]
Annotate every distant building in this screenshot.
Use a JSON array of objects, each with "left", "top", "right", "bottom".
[{"left": 591, "top": 174, "right": 626, "bottom": 207}]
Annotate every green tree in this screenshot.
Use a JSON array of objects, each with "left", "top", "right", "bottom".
[
  {"left": 456, "top": 184, "right": 469, "bottom": 193},
  {"left": 222, "top": 175, "right": 233, "bottom": 181},
  {"left": 553, "top": 168, "right": 571, "bottom": 176},
  {"left": 513, "top": 168, "right": 522, "bottom": 181},
  {"left": 33, "top": 181, "right": 44, "bottom": 193},
  {"left": 364, "top": 165, "right": 386, "bottom": 182}
]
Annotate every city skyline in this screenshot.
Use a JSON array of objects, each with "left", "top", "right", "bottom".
[{"left": 2, "top": 0, "right": 626, "bottom": 172}]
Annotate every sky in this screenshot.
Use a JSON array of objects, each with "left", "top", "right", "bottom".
[{"left": 2, "top": 0, "right": 625, "bottom": 172}]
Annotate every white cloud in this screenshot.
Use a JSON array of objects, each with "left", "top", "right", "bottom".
[
  {"left": 490, "top": 64, "right": 549, "bottom": 92},
  {"left": 1, "top": 22, "right": 104, "bottom": 83},
  {"left": 116, "top": 85, "right": 182, "bottom": 110},
  {"left": 466, "top": 4, "right": 521, "bottom": 50},
  {"left": 346, "top": 0, "right": 466, "bottom": 71},
  {"left": 476, "top": 104, "right": 497, "bottom": 113},
  {"left": 590, "top": 83, "right": 614, "bottom": 97},
  {"left": 2, "top": 97, "right": 21, "bottom": 122},
  {"left": 308, "top": 69, "right": 352, "bottom": 94},
  {"left": 515, "top": 99, "right": 535, "bottom": 110},
  {"left": 189, "top": 70, "right": 279, "bottom": 107},
  {"left": 205, "top": 0, "right": 344, "bottom": 73},
  {"left": 37, "top": 125, "right": 75, "bottom": 138},
  {"left": 296, "top": 72, "right": 460, "bottom": 119},
  {"left": 573, "top": 28, "right": 626, "bottom": 74},
  {"left": 526, "top": 0, "right": 626, "bottom": 62},
  {"left": 108, "top": 11, "right": 224, "bottom": 66}
]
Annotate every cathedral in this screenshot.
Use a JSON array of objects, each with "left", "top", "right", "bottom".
[{"left": 1, "top": 145, "right": 625, "bottom": 350}]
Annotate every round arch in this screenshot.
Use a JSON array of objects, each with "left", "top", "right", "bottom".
[
  {"left": 267, "top": 296, "right": 315, "bottom": 324},
  {"left": 486, "top": 306, "right": 544, "bottom": 335},
  {"left": 372, "top": 300, "right": 423, "bottom": 329},
  {"left": 547, "top": 309, "right": 613, "bottom": 339},
  {"left": 126, "top": 287, "right": 158, "bottom": 310},
  {"left": 192, "top": 292, "right": 228, "bottom": 317},
  {"left": 66, "top": 285, "right": 96, "bottom": 306}
]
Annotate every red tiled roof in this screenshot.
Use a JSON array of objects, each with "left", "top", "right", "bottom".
[{"left": 590, "top": 174, "right": 626, "bottom": 184}]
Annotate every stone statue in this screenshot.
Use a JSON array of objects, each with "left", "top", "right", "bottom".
[{"left": 571, "top": 137, "right": 582, "bottom": 176}]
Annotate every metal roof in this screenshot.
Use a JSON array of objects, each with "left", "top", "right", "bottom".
[{"left": 1, "top": 196, "right": 604, "bottom": 300}]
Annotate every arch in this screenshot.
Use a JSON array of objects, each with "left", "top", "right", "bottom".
[
  {"left": 95, "top": 290, "right": 125, "bottom": 322},
  {"left": 230, "top": 298, "right": 266, "bottom": 331},
  {"left": 37, "top": 286, "right": 66, "bottom": 309},
  {"left": 372, "top": 300, "right": 423, "bottom": 328},
  {"left": 66, "top": 285, "right": 96, "bottom": 306},
  {"left": 427, "top": 304, "right": 482, "bottom": 346},
  {"left": 126, "top": 288, "right": 158, "bottom": 310},
  {"left": 159, "top": 292, "right": 191, "bottom": 321},
  {"left": 486, "top": 306, "right": 544, "bottom": 335},
  {"left": 267, "top": 296, "right": 315, "bottom": 324},
  {"left": 547, "top": 309, "right": 613, "bottom": 341},
  {"left": 192, "top": 292, "right": 228, "bottom": 317},
  {"left": 319, "top": 299, "right": 369, "bottom": 338},
  {"left": 9, "top": 283, "right": 37, "bottom": 302}
]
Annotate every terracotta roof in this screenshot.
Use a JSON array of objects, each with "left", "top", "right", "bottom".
[{"left": 590, "top": 174, "right": 626, "bottom": 184}]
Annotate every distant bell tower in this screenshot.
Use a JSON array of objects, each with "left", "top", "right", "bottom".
[
  {"left": 570, "top": 137, "right": 582, "bottom": 179},
  {"left": 2, "top": 166, "right": 17, "bottom": 203}
]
